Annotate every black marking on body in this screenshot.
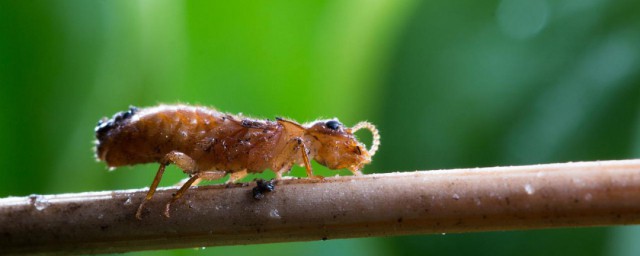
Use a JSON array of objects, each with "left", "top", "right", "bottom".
[
  {"left": 95, "top": 106, "right": 139, "bottom": 140},
  {"left": 241, "top": 119, "right": 267, "bottom": 129}
]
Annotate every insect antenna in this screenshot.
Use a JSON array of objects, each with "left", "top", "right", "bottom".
[{"left": 352, "top": 122, "right": 380, "bottom": 157}]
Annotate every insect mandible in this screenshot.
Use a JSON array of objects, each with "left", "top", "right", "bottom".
[{"left": 94, "top": 104, "right": 380, "bottom": 219}]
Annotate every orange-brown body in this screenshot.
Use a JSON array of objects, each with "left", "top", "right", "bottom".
[
  {"left": 95, "top": 104, "right": 379, "bottom": 219},
  {"left": 97, "top": 105, "right": 302, "bottom": 175}
]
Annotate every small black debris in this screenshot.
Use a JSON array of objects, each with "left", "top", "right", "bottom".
[{"left": 252, "top": 179, "right": 276, "bottom": 200}]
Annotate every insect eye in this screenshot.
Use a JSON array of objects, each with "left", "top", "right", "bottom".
[{"left": 326, "top": 120, "right": 341, "bottom": 130}]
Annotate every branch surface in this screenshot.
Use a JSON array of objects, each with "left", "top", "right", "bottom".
[{"left": 1, "top": 160, "right": 640, "bottom": 254}]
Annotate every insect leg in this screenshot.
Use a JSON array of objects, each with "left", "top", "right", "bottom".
[
  {"left": 136, "top": 163, "right": 167, "bottom": 220},
  {"left": 164, "top": 171, "right": 226, "bottom": 218},
  {"left": 198, "top": 171, "right": 227, "bottom": 180},
  {"left": 164, "top": 174, "right": 200, "bottom": 218},
  {"left": 164, "top": 151, "right": 198, "bottom": 175},
  {"left": 299, "top": 142, "right": 317, "bottom": 179},
  {"left": 174, "top": 177, "right": 202, "bottom": 187},
  {"left": 227, "top": 169, "right": 248, "bottom": 184},
  {"left": 136, "top": 151, "right": 197, "bottom": 220},
  {"left": 166, "top": 151, "right": 205, "bottom": 186}
]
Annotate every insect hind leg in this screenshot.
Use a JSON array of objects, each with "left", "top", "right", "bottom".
[
  {"left": 165, "top": 170, "right": 226, "bottom": 218},
  {"left": 163, "top": 151, "right": 198, "bottom": 175},
  {"left": 136, "top": 151, "right": 198, "bottom": 220},
  {"left": 227, "top": 169, "right": 248, "bottom": 184},
  {"left": 136, "top": 163, "right": 167, "bottom": 220}
]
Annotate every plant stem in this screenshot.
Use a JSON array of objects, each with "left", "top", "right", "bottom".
[{"left": 1, "top": 159, "right": 639, "bottom": 254}]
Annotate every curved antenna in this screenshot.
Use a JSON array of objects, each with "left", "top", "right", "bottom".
[{"left": 352, "top": 122, "right": 380, "bottom": 157}]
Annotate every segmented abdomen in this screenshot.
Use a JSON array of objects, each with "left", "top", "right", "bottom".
[{"left": 95, "top": 105, "right": 282, "bottom": 173}]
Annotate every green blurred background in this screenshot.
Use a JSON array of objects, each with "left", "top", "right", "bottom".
[{"left": 1, "top": 0, "right": 640, "bottom": 255}]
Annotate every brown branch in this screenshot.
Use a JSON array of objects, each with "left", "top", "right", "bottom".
[{"left": 1, "top": 160, "right": 640, "bottom": 254}]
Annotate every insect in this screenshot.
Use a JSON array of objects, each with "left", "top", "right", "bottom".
[{"left": 94, "top": 104, "right": 379, "bottom": 219}]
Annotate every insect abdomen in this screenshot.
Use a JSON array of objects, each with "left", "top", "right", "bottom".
[
  {"left": 95, "top": 105, "right": 225, "bottom": 167},
  {"left": 94, "top": 105, "right": 284, "bottom": 173}
]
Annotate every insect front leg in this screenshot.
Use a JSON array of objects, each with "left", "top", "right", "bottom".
[
  {"left": 300, "top": 142, "right": 314, "bottom": 178},
  {"left": 298, "top": 138, "right": 322, "bottom": 179},
  {"left": 136, "top": 151, "right": 198, "bottom": 220}
]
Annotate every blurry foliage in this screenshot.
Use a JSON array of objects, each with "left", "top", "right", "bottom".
[{"left": 1, "top": 0, "right": 639, "bottom": 255}]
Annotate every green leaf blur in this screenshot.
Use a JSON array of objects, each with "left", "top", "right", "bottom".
[{"left": 1, "top": 0, "right": 639, "bottom": 255}]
